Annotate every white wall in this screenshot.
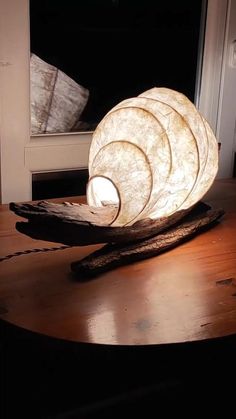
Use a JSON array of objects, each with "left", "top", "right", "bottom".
[
  {"left": 0, "top": 0, "right": 31, "bottom": 202},
  {"left": 216, "top": 0, "right": 236, "bottom": 178},
  {"left": 198, "top": 0, "right": 236, "bottom": 178}
]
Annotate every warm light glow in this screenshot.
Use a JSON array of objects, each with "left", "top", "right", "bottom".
[{"left": 87, "top": 87, "right": 219, "bottom": 226}]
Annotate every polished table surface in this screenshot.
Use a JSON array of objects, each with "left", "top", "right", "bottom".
[{"left": 0, "top": 179, "right": 236, "bottom": 346}]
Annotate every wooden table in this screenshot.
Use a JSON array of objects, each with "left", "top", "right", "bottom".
[
  {"left": 1, "top": 179, "right": 236, "bottom": 346},
  {"left": 1, "top": 179, "right": 236, "bottom": 418}
]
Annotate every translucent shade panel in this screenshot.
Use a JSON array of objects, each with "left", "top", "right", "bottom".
[
  {"left": 139, "top": 87, "right": 218, "bottom": 210},
  {"left": 87, "top": 88, "right": 219, "bottom": 226},
  {"left": 88, "top": 141, "right": 152, "bottom": 226}
]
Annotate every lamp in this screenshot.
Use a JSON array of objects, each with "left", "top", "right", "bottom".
[
  {"left": 87, "top": 87, "right": 219, "bottom": 227},
  {"left": 10, "top": 87, "right": 223, "bottom": 278}
]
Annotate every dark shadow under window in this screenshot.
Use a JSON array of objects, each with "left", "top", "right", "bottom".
[{"left": 32, "top": 170, "right": 89, "bottom": 200}]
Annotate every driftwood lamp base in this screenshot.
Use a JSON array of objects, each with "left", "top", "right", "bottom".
[
  {"left": 71, "top": 205, "right": 224, "bottom": 278},
  {"left": 10, "top": 201, "right": 224, "bottom": 279}
]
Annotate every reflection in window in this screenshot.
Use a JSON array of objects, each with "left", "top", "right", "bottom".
[
  {"left": 30, "top": 54, "right": 89, "bottom": 134},
  {"left": 30, "top": 0, "right": 203, "bottom": 133}
]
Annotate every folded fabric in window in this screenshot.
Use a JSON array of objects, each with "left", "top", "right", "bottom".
[{"left": 30, "top": 54, "right": 89, "bottom": 134}]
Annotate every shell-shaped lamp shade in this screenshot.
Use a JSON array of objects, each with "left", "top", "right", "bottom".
[{"left": 87, "top": 87, "right": 219, "bottom": 227}]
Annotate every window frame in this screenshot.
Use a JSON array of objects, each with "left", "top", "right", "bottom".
[{"left": 0, "top": 0, "right": 229, "bottom": 203}]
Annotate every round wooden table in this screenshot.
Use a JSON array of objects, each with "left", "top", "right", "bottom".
[
  {"left": 0, "top": 179, "right": 236, "bottom": 345},
  {"left": 1, "top": 179, "right": 236, "bottom": 418}
]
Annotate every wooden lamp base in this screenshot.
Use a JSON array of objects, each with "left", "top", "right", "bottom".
[{"left": 10, "top": 201, "right": 224, "bottom": 279}]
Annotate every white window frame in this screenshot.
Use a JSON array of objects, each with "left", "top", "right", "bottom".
[
  {"left": 0, "top": 0, "right": 231, "bottom": 203},
  {"left": 197, "top": 0, "right": 228, "bottom": 131},
  {"left": 0, "top": 0, "right": 92, "bottom": 203}
]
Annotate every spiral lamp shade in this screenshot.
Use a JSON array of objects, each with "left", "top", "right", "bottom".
[{"left": 87, "top": 88, "right": 219, "bottom": 227}]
